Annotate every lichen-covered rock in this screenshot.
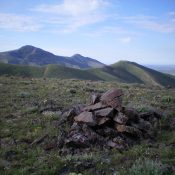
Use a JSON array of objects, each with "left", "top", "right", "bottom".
[
  {"left": 65, "top": 132, "right": 90, "bottom": 148},
  {"left": 113, "top": 112, "right": 128, "bottom": 124}
]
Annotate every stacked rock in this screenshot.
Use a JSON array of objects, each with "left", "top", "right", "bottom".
[{"left": 60, "top": 88, "right": 161, "bottom": 151}]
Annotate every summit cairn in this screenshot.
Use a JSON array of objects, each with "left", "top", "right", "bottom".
[{"left": 59, "top": 88, "right": 161, "bottom": 153}]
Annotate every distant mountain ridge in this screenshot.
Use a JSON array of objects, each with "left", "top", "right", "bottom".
[
  {"left": 0, "top": 45, "right": 105, "bottom": 69},
  {"left": 0, "top": 60, "right": 175, "bottom": 87},
  {"left": 146, "top": 65, "right": 175, "bottom": 75}
]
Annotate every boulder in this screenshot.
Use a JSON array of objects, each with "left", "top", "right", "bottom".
[{"left": 74, "top": 111, "right": 96, "bottom": 126}]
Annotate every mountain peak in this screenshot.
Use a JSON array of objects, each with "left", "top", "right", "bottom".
[
  {"left": 19, "top": 45, "right": 37, "bottom": 50},
  {"left": 71, "top": 54, "right": 84, "bottom": 58},
  {"left": 0, "top": 45, "right": 105, "bottom": 69}
]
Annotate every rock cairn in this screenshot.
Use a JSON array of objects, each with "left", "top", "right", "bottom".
[{"left": 59, "top": 88, "right": 161, "bottom": 152}]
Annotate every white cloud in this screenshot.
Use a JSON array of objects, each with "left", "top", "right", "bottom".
[
  {"left": 0, "top": 13, "right": 41, "bottom": 32},
  {"left": 34, "top": 0, "right": 108, "bottom": 16},
  {"left": 123, "top": 14, "right": 175, "bottom": 33},
  {"left": 33, "top": 0, "right": 109, "bottom": 33},
  {"left": 120, "top": 37, "right": 132, "bottom": 43}
]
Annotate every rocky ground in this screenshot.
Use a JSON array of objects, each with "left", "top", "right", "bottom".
[{"left": 0, "top": 76, "right": 175, "bottom": 175}]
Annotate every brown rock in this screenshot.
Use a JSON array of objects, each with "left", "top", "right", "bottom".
[
  {"left": 101, "top": 88, "right": 123, "bottom": 101},
  {"left": 113, "top": 112, "right": 128, "bottom": 124},
  {"left": 95, "top": 107, "right": 114, "bottom": 117},
  {"left": 101, "top": 88, "right": 123, "bottom": 109},
  {"left": 84, "top": 102, "right": 107, "bottom": 111},
  {"left": 74, "top": 111, "right": 96, "bottom": 126},
  {"left": 115, "top": 124, "right": 127, "bottom": 132}
]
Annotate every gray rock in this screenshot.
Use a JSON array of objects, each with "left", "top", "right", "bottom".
[
  {"left": 113, "top": 112, "right": 128, "bottom": 124},
  {"left": 95, "top": 107, "right": 114, "bottom": 118}
]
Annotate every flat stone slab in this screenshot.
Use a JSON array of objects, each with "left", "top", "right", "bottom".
[
  {"left": 101, "top": 88, "right": 123, "bottom": 109},
  {"left": 94, "top": 107, "right": 114, "bottom": 118},
  {"left": 84, "top": 102, "right": 107, "bottom": 111},
  {"left": 74, "top": 111, "right": 96, "bottom": 126}
]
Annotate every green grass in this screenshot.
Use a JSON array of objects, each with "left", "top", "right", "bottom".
[{"left": 0, "top": 76, "right": 175, "bottom": 174}]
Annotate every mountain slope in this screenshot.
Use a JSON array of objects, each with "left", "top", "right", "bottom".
[
  {"left": 0, "top": 61, "right": 175, "bottom": 87},
  {"left": 0, "top": 45, "right": 105, "bottom": 69},
  {"left": 110, "top": 61, "right": 175, "bottom": 87}
]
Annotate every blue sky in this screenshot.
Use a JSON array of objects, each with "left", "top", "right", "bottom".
[{"left": 0, "top": 0, "right": 175, "bottom": 65}]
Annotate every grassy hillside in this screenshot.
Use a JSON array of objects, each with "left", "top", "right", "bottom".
[
  {"left": 111, "top": 61, "right": 175, "bottom": 87},
  {"left": 0, "top": 63, "right": 44, "bottom": 77},
  {"left": 0, "top": 61, "right": 175, "bottom": 87},
  {"left": 43, "top": 64, "right": 101, "bottom": 80},
  {"left": 0, "top": 76, "right": 175, "bottom": 174}
]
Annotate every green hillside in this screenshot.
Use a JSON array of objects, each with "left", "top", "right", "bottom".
[
  {"left": 111, "top": 61, "right": 175, "bottom": 87},
  {"left": 43, "top": 64, "right": 101, "bottom": 80},
  {"left": 0, "top": 61, "right": 175, "bottom": 87},
  {"left": 0, "top": 62, "right": 44, "bottom": 77}
]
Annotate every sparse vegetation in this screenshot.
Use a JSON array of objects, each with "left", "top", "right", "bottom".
[{"left": 0, "top": 76, "right": 175, "bottom": 174}]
